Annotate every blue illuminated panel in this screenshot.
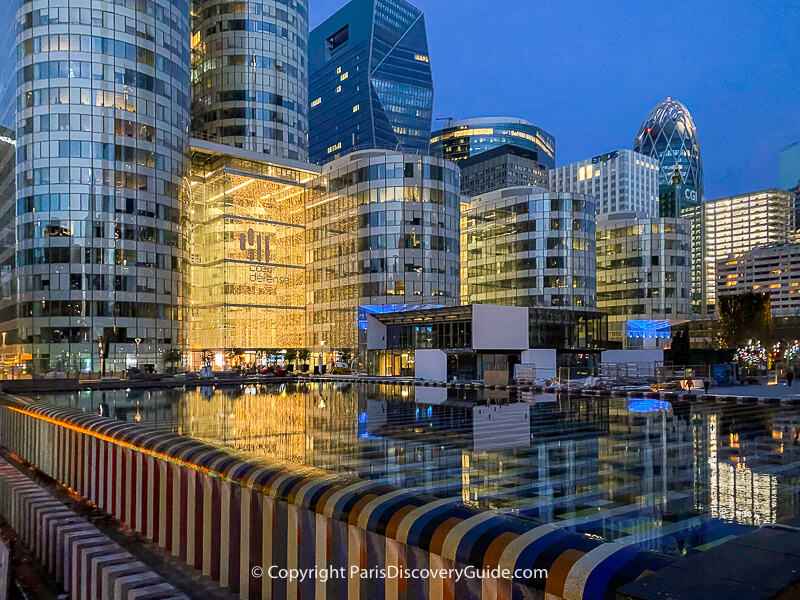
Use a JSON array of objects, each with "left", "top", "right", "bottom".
[{"left": 627, "top": 320, "right": 671, "bottom": 340}]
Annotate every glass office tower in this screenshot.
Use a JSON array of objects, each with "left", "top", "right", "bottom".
[
  {"left": 308, "top": 0, "right": 434, "bottom": 163},
  {"left": 633, "top": 98, "right": 703, "bottom": 199},
  {"left": 191, "top": 0, "right": 309, "bottom": 161},
  {"left": 188, "top": 139, "right": 318, "bottom": 366},
  {"left": 305, "top": 151, "right": 460, "bottom": 354},
  {"left": 431, "top": 117, "right": 556, "bottom": 170},
  {"left": 14, "top": 0, "right": 192, "bottom": 374},
  {"left": 461, "top": 187, "right": 596, "bottom": 310}
]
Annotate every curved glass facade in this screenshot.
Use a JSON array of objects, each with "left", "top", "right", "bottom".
[
  {"left": 431, "top": 117, "right": 555, "bottom": 170},
  {"left": 462, "top": 188, "right": 596, "bottom": 310},
  {"left": 305, "top": 151, "right": 461, "bottom": 351},
  {"left": 14, "top": 0, "right": 192, "bottom": 374},
  {"left": 596, "top": 214, "right": 692, "bottom": 346},
  {"left": 633, "top": 98, "right": 703, "bottom": 197},
  {"left": 191, "top": 0, "right": 309, "bottom": 161}
]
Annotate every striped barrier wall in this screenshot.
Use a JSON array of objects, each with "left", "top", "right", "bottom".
[
  {"left": 0, "top": 456, "right": 190, "bottom": 600},
  {"left": 0, "top": 395, "right": 674, "bottom": 600}
]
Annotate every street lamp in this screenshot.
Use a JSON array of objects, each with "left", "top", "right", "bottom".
[
  {"left": 319, "top": 340, "right": 326, "bottom": 375},
  {"left": 134, "top": 338, "right": 142, "bottom": 367},
  {"left": 1, "top": 332, "right": 6, "bottom": 380}
]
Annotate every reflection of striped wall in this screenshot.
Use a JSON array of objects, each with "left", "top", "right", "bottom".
[{"left": 0, "top": 396, "right": 674, "bottom": 600}]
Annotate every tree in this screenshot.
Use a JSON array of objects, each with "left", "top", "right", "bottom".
[
  {"left": 163, "top": 348, "right": 183, "bottom": 374},
  {"left": 670, "top": 327, "right": 692, "bottom": 366},
  {"left": 285, "top": 349, "right": 298, "bottom": 369},
  {"left": 298, "top": 349, "right": 310, "bottom": 365},
  {"left": 718, "top": 292, "right": 772, "bottom": 349}
]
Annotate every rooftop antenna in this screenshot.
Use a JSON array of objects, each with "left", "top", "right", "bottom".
[{"left": 436, "top": 117, "right": 454, "bottom": 127}]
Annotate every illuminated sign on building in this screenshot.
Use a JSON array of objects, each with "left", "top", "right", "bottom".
[
  {"left": 240, "top": 228, "right": 271, "bottom": 263},
  {"left": 591, "top": 151, "right": 619, "bottom": 164}
]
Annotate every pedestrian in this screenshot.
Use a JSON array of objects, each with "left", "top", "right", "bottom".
[
  {"left": 788, "top": 370, "right": 794, "bottom": 387},
  {"left": 685, "top": 375, "right": 694, "bottom": 392},
  {"left": 703, "top": 380, "right": 710, "bottom": 394}
]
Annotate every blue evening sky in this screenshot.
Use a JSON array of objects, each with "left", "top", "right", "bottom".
[{"left": 311, "top": 0, "right": 800, "bottom": 199}]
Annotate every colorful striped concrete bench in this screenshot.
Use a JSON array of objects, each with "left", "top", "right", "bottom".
[
  {"left": 0, "top": 395, "right": 673, "bottom": 600},
  {"left": 0, "top": 456, "right": 189, "bottom": 600}
]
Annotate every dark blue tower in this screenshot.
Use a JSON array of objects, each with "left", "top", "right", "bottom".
[{"left": 308, "top": 0, "right": 434, "bottom": 163}]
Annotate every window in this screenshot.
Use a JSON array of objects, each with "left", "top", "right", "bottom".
[
  {"left": 339, "top": 71, "right": 349, "bottom": 81},
  {"left": 352, "top": 104, "right": 360, "bottom": 112},
  {"left": 335, "top": 85, "right": 342, "bottom": 93},
  {"left": 327, "top": 142, "right": 342, "bottom": 154},
  {"left": 414, "top": 54, "right": 429, "bottom": 62},
  {"left": 311, "top": 97, "right": 322, "bottom": 108},
  {"left": 327, "top": 26, "right": 349, "bottom": 52}
]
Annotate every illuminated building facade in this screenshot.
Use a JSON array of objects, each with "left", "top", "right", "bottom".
[
  {"left": 596, "top": 213, "right": 692, "bottom": 347},
  {"left": 431, "top": 117, "right": 555, "bottom": 170},
  {"left": 188, "top": 139, "right": 319, "bottom": 363},
  {"left": 716, "top": 243, "right": 800, "bottom": 317},
  {"left": 633, "top": 98, "right": 703, "bottom": 199},
  {"left": 308, "top": 0, "right": 434, "bottom": 163},
  {"left": 305, "top": 150, "right": 461, "bottom": 355},
  {"left": 659, "top": 169, "right": 704, "bottom": 314},
  {"left": 550, "top": 149, "right": 659, "bottom": 217},
  {"left": 704, "top": 190, "right": 794, "bottom": 311},
  {"left": 0, "top": 128, "right": 16, "bottom": 375},
  {"left": 459, "top": 145, "right": 548, "bottom": 197},
  {"left": 461, "top": 187, "right": 596, "bottom": 310},
  {"left": 191, "top": 0, "right": 310, "bottom": 160},
  {"left": 14, "top": 0, "right": 192, "bottom": 374}
]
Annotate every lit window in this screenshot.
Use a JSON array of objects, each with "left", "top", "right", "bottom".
[
  {"left": 352, "top": 104, "right": 360, "bottom": 112},
  {"left": 311, "top": 97, "right": 322, "bottom": 108},
  {"left": 336, "top": 85, "right": 342, "bottom": 93},
  {"left": 340, "top": 71, "right": 349, "bottom": 81},
  {"left": 579, "top": 167, "right": 585, "bottom": 181},
  {"left": 336, "top": 66, "right": 342, "bottom": 74},
  {"left": 414, "top": 54, "right": 429, "bottom": 62},
  {"left": 327, "top": 142, "right": 342, "bottom": 154}
]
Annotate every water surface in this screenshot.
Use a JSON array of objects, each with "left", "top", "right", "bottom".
[{"left": 28, "top": 383, "right": 800, "bottom": 557}]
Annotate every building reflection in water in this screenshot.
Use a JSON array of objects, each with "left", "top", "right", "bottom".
[{"left": 28, "top": 384, "right": 800, "bottom": 556}]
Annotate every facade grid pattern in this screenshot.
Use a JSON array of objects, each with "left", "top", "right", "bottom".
[
  {"left": 596, "top": 214, "right": 692, "bottom": 345},
  {"left": 13, "top": 0, "right": 192, "bottom": 374},
  {"left": 191, "top": 0, "right": 309, "bottom": 160},
  {"left": 716, "top": 243, "right": 800, "bottom": 317},
  {"left": 705, "top": 190, "right": 795, "bottom": 310},
  {"left": 550, "top": 149, "right": 659, "bottom": 218},
  {"left": 304, "top": 151, "right": 460, "bottom": 352},
  {"left": 461, "top": 187, "right": 596, "bottom": 310}
]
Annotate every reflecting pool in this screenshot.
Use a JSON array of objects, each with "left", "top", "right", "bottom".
[{"left": 27, "top": 383, "right": 800, "bottom": 557}]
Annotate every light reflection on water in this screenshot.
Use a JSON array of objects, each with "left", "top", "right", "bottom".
[{"left": 27, "top": 383, "right": 800, "bottom": 556}]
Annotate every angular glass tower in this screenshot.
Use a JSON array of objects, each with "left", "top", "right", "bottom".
[
  {"left": 308, "top": 0, "right": 434, "bottom": 164},
  {"left": 633, "top": 98, "right": 703, "bottom": 199}
]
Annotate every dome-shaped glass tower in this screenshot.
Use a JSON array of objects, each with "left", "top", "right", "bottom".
[{"left": 633, "top": 98, "right": 703, "bottom": 198}]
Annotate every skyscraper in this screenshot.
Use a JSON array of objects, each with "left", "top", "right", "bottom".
[
  {"left": 191, "top": 0, "right": 310, "bottom": 160},
  {"left": 779, "top": 141, "right": 800, "bottom": 190},
  {"left": 705, "top": 190, "right": 795, "bottom": 311},
  {"left": 431, "top": 117, "right": 555, "bottom": 170},
  {"left": 308, "top": 0, "right": 434, "bottom": 163},
  {"left": 549, "top": 149, "right": 659, "bottom": 218},
  {"left": 633, "top": 98, "right": 703, "bottom": 199},
  {"left": 13, "top": 0, "right": 192, "bottom": 374},
  {"left": 304, "top": 151, "right": 461, "bottom": 352}
]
